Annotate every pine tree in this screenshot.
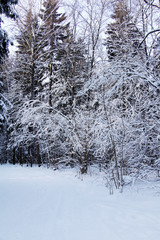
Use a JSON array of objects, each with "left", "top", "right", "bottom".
[
  {"left": 6, "top": 2, "right": 70, "bottom": 166},
  {"left": 0, "top": 0, "right": 18, "bottom": 163},
  {"left": 52, "top": 33, "right": 89, "bottom": 115},
  {"left": 38, "top": 0, "right": 69, "bottom": 108},
  {"left": 105, "top": 0, "right": 144, "bottom": 62},
  {"left": 0, "top": 0, "right": 18, "bottom": 124},
  {"left": 7, "top": 8, "right": 44, "bottom": 166},
  {"left": 7, "top": 2, "right": 70, "bottom": 166},
  {"left": 15, "top": 9, "right": 43, "bottom": 99},
  {"left": 0, "top": 0, "right": 18, "bottom": 63},
  {"left": 104, "top": 0, "right": 146, "bottom": 117}
]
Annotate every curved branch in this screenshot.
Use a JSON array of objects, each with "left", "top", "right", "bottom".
[
  {"left": 138, "top": 28, "right": 160, "bottom": 48},
  {"left": 144, "top": 0, "right": 160, "bottom": 9}
]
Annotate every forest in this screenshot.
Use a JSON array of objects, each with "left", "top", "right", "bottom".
[{"left": 0, "top": 0, "right": 160, "bottom": 188}]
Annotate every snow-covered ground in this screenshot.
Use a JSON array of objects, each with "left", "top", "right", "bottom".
[{"left": 0, "top": 165, "right": 160, "bottom": 240}]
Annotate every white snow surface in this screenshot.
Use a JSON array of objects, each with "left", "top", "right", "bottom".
[{"left": 0, "top": 165, "right": 160, "bottom": 240}]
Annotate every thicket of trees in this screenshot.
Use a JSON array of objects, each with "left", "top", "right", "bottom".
[{"left": 0, "top": 0, "right": 160, "bottom": 188}]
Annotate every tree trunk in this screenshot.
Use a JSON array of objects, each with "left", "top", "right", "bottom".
[
  {"left": 13, "top": 148, "right": 16, "bottom": 165},
  {"left": 31, "top": 61, "right": 35, "bottom": 100},
  {"left": 36, "top": 141, "right": 41, "bottom": 167},
  {"left": 81, "top": 140, "right": 88, "bottom": 174},
  {"left": 19, "top": 147, "right": 23, "bottom": 165},
  {"left": 49, "top": 63, "right": 53, "bottom": 111}
]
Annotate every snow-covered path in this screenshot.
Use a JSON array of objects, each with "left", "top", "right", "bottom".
[{"left": 0, "top": 165, "right": 160, "bottom": 240}]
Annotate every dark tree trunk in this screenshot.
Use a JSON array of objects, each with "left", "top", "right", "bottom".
[
  {"left": 12, "top": 148, "right": 16, "bottom": 165},
  {"left": 36, "top": 141, "right": 41, "bottom": 167},
  {"left": 19, "top": 147, "right": 23, "bottom": 165},
  {"left": 80, "top": 141, "right": 88, "bottom": 174},
  {"left": 49, "top": 63, "right": 53, "bottom": 111},
  {"left": 31, "top": 61, "right": 35, "bottom": 100}
]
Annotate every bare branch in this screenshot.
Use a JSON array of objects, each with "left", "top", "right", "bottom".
[
  {"left": 143, "top": 0, "right": 160, "bottom": 9},
  {"left": 138, "top": 28, "right": 160, "bottom": 48}
]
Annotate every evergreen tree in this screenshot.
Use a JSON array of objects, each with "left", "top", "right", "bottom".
[
  {"left": 15, "top": 9, "right": 43, "bottom": 99},
  {"left": 0, "top": 0, "right": 18, "bottom": 63},
  {"left": 7, "top": 2, "right": 71, "bottom": 167},
  {"left": 105, "top": 0, "right": 145, "bottom": 62},
  {"left": 7, "top": 8, "right": 44, "bottom": 166},
  {"left": 38, "top": 0, "right": 69, "bottom": 108},
  {"left": 0, "top": 0, "right": 18, "bottom": 163},
  {"left": 52, "top": 33, "right": 89, "bottom": 115},
  {"left": 104, "top": 0, "right": 146, "bottom": 118}
]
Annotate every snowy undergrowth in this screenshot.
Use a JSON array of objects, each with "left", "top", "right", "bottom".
[{"left": 0, "top": 165, "right": 160, "bottom": 240}]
